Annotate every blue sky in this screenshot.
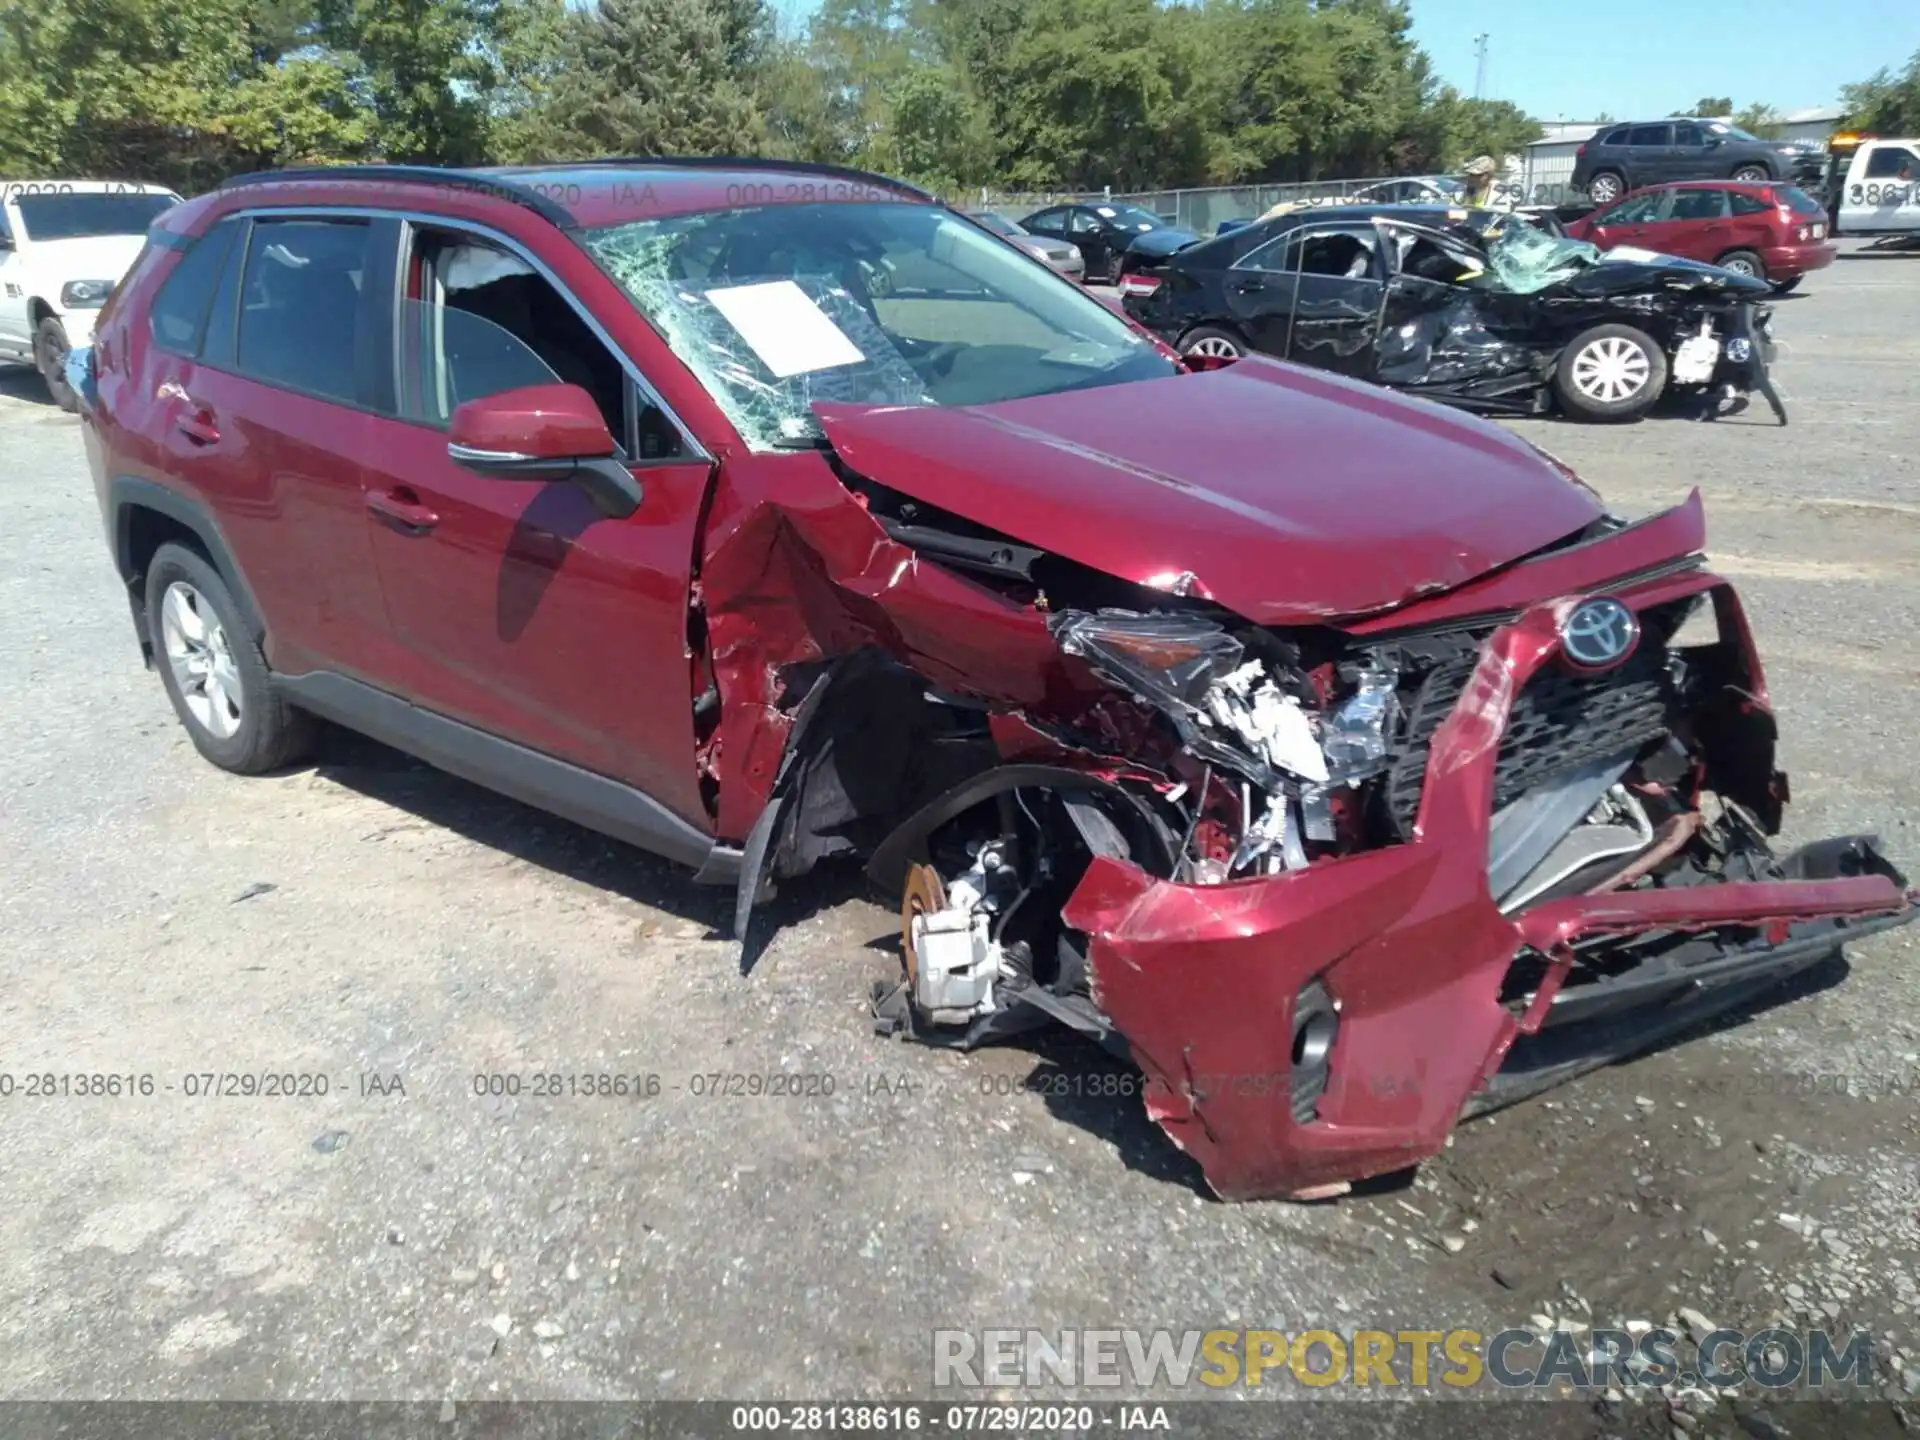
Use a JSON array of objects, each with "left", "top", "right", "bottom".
[
  {"left": 1409, "top": 0, "right": 1920, "bottom": 120},
  {"left": 772, "top": 0, "right": 1920, "bottom": 123}
]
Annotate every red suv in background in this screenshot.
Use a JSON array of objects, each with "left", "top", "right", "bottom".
[
  {"left": 1565, "top": 180, "right": 1836, "bottom": 292},
  {"left": 67, "top": 161, "right": 1912, "bottom": 1203}
]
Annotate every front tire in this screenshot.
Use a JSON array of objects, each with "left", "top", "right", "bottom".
[
  {"left": 1586, "top": 171, "right": 1625, "bottom": 206},
  {"left": 144, "top": 542, "right": 314, "bottom": 774},
  {"left": 1715, "top": 248, "right": 1766, "bottom": 280},
  {"left": 1770, "top": 275, "right": 1802, "bottom": 294},
  {"left": 1554, "top": 324, "right": 1667, "bottom": 422},
  {"left": 1178, "top": 325, "right": 1247, "bottom": 360},
  {"left": 33, "top": 316, "right": 76, "bottom": 412}
]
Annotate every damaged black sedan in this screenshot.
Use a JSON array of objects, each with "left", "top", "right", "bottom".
[{"left": 1120, "top": 204, "right": 1784, "bottom": 424}]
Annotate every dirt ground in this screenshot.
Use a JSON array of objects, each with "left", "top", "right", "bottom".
[{"left": 1, "top": 244, "right": 1917, "bottom": 1435}]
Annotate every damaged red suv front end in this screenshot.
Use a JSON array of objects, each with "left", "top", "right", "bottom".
[{"left": 569, "top": 185, "right": 1913, "bottom": 1202}]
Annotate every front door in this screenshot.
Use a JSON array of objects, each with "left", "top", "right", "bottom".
[
  {"left": 1583, "top": 189, "right": 1668, "bottom": 251},
  {"left": 1635, "top": 186, "right": 1727, "bottom": 262},
  {"left": 358, "top": 221, "right": 715, "bottom": 825}
]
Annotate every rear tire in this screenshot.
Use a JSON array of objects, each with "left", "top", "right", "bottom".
[
  {"left": 33, "top": 316, "right": 76, "bottom": 412},
  {"left": 1178, "top": 325, "right": 1247, "bottom": 360},
  {"left": 1554, "top": 323, "right": 1667, "bottom": 422},
  {"left": 1770, "top": 275, "right": 1802, "bottom": 294},
  {"left": 144, "top": 542, "right": 315, "bottom": 774},
  {"left": 1586, "top": 171, "right": 1625, "bottom": 206},
  {"left": 1731, "top": 163, "right": 1771, "bottom": 184},
  {"left": 1715, "top": 248, "right": 1765, "bottom": 280}
]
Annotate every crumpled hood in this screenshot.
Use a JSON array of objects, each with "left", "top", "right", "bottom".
[{"left": 814, "top": 355, "right": 1604, "bottom": 624}]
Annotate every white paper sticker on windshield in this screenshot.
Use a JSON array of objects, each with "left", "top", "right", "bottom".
[{"left": 704, "top": 280, "right": 865, "bottom": 378}]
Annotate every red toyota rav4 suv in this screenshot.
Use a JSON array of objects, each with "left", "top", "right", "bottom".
[{"left": 74, "top": 161, "right": 1912, "bottom": 1201}]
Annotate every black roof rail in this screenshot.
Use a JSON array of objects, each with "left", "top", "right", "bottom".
[
  {"left": 215, "top": 165, "right": 576, "bottom": 228},
  {"left": 514, "top": 156, "right": 937, "bottom": 203}
]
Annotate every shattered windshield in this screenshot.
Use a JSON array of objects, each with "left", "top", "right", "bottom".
[
  {"left": 1483, "top": 223, "right": 1608, "bottom": 294},
  {"left": 584, "top": 202, "right": 1174, "bottom": 451}
]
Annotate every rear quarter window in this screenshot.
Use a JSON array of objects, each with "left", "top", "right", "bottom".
[
  {"left": 149, "top": 219, "right": 240, "bottom": 354},
  {"left": 1777, "top": 187, "right": 1825, "bottom": 215}
]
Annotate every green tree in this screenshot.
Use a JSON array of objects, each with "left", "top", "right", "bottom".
[
  {"left": 1682, "top": 96, "right": 1732, "bottom": 117},
  {"left": 521, "top": 0, "right": 766, "bottom": 160},
  {"left": 1733, "top": 102, "right": 1783, "bottom": 138},
  {"left": 1842, "top": 49, "right": 1920, "bottom": 134},
  {"left": 313, "top": 0, "right": 491, "bottom": 163}
]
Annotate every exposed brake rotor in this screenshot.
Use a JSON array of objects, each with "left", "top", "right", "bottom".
[{"left": 899, "top": 862, "right": 947, "bottom": 993}]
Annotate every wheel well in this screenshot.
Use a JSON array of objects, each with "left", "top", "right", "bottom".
[
  {"left": 120, "top": 505, "right": 215, "bottom": 661},
  {"left": 28, "top": 298, "right": 55, "bottom": 327}
]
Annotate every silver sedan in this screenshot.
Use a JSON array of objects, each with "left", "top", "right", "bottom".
[{"left": 967, "top": 211, "right": 1086, "bottom": 282}]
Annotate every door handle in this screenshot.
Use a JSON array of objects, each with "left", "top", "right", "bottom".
[
  {"left": 366, "top": 487, "right": 440, "bottom": 535},
  {"left": 174, "top": 408, "right": 220, "bottom": 446}
]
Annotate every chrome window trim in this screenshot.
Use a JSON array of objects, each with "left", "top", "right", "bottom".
[{"left": 223, "top": 203, "right": 711, "bottom": 464}]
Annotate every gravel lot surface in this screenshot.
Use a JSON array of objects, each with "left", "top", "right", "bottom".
[{"left": 1, "top": 246, "right": 1916, "bottom": 1432}]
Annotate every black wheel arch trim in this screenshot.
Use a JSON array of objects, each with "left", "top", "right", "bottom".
[
  {"left": 109, "top": 475, "right": 269, "bottom": 650},
  {"left": 863, "top": 764, "right": 1177, "bottom": 896},
  {"left": 273, "top": 670, "right": 738, "bottom": 881}
]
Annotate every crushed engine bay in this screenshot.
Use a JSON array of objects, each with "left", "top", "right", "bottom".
[{"left": 694, "top": 365, "right": 1913, "bottom": 1202}]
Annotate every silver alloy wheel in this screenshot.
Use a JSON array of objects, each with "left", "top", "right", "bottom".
[
  {"left": 1589, "top": 174, "right": 1623, "bottom": 205},
  {"left": 1732, "top": 165, "right": 1769, "bottom": 183},
  {"left": 1184, "top": 335, "right": 1242, "bottom": 359},
  {"left": 1720, "top": 254, "right": 1759, "bottom": 276},
  {"left": 1569, "top": 335, "right": 1653, "bottom": 405},
  {"left": 160, "top": 581, "right": 243, "bottom": 739}
]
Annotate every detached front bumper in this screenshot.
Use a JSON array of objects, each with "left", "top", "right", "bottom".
[{"left": 1062, "top": 592, "right": 1914, "bottom": 1201}]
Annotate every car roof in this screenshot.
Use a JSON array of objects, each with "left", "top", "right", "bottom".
[
  {"left": 1622, "top": 180, "right": 1781, "bottom": 195},
  {"left": 211, "top": 160, "right": 933, "bottom": 231}
]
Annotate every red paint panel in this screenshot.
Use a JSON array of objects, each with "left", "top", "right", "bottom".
[{"left": 814, "top": 356, "right": 1603, "bottom": 625}]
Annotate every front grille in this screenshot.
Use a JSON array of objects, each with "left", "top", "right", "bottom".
[{"left": 1383, "top": 645, "right": 1673, "bottom": 838}]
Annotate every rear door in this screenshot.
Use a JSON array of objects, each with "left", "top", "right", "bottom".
[
  {"left": 1220, "top": 227, "right": 1302, "bottom": 356},
  {"left": 147, "top": 212, "right": 400, "bottom": 678},
  {"left": 1636, "top": 186, "right": 1727, "bottom": 261},
  {"left": 356, "top": 219, "right": 715, "bottom": 824},
  {"left": 1623, "top": 123, "right": 1675, "bottom": 187}
]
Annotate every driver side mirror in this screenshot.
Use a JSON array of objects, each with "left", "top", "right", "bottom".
[{"left": 447, "top": 383, "right": 642, "bottom": 519}]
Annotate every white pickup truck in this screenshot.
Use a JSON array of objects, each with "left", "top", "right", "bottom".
[
  {"left": 1827, "top": 135, "right": 1920, "bottom": 241},
  {"left": 0, "top": 180, "right": 182, "bottom": 409}
]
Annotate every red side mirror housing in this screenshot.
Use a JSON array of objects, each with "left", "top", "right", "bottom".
[
  {"left": 448, "top": 382, "right": 615, "bottom": 463},
  {"left": 446, "top": 383, "right": 641, "bottom": 519}
]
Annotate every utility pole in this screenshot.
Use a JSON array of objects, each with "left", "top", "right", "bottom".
[{"left": 1473, "top": 33, "right": 1489, "bottom": 100}]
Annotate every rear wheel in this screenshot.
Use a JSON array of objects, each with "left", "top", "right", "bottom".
[
  {"left": 1715, "top": 248, "right": 1765, "bottom": 280},
  {"left": 145, "top": 542, "right": 315, "bottom": 774},
  {"left": 1731, "top": 163, "right": 1770, "bottom": 184},
  {"left": 33, "top": 316, "right": 75, "bottom": 412},
  {"left": 1586, "top": 171, "right": 1625, "bottom": 206},
  {"left": 1554, "top": 323, "right": 1668, "bottom": 422},
  {"left": 1178, "top": 325, "right": 1247, "bottom": 360}
]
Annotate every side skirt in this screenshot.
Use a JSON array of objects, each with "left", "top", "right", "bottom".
[{"left": 275, "top": 671, "right": 740, "bottom": 883}]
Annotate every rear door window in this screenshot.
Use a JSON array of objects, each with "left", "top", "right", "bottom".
[
  {"left": 1728, "top": 191, "right": 1773, "bottom": 216},
  {"left": 149, "top": 219, "right": 239, "bottom": 354},
  {"left": 1625, "top": 124, "right": 1672, "bottom": 148},
  {"left": 235, "top": 218, "right": 372, "bottom": 404},
  {"left": 1668, "top": 189, "right": 1729, "bottom": 221}
]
